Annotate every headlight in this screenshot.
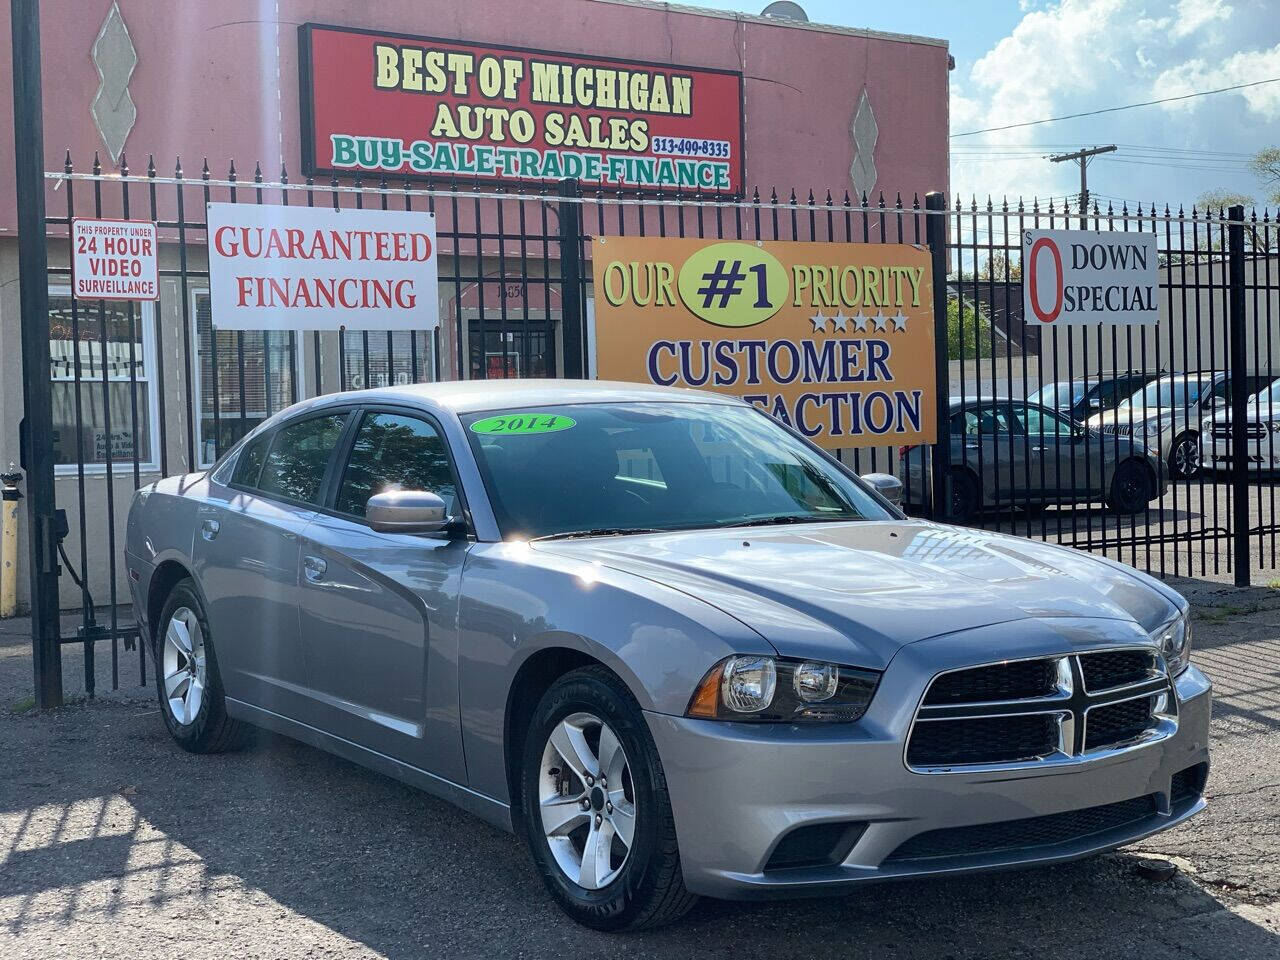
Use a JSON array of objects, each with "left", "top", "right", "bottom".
[
  {"left": 1142, "top": 418, "right": 1168, "bottom": 436},
  {"left": 1154, "top": 613, "right": 1192, "bottom": 676},
  {"left": 687, "top": 655, "right": 880, "bottom": 722}
]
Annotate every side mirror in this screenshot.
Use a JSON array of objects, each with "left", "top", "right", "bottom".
[
  {"left": 366, "top": 490, "right": 450, "bottom": 534},
  {"left": 861, "top": 472, "right": 904, "bottom": 506},
  {"left": 1088, "top": 397, "right": 1105, "bottom": 410}
]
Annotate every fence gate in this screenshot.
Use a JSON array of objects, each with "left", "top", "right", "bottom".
[{"left": 17, "top": 157, "right": 1280, "bottom": 704}]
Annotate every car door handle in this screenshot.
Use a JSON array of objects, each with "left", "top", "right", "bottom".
[
  {"left": 303, "top": 555, "right": 328, "bottom": 583},
  {"left": 200, "top": 519, "right": 220, "bottom": 541}
]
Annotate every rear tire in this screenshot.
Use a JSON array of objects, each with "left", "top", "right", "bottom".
[
  {"left": 948, "top": 468, "right": 981, "bottom": 524},
  {"left": 155, "top": 579, "right": 252, "bottom": 753},
  {"left": 1107, "top": 459, "right": 1154, "bottom": 515},
  {"left": 519, "top": 666, "right": 696, "bottom": 931}
]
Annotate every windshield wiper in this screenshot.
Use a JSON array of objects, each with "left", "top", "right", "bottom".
[
  {"left": 532, "top": 527, "right": 664, "bottom": 542},
  {"left": 727, "top": 514, "right": 856, "bottom": 528}
]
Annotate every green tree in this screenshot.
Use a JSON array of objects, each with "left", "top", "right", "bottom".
[
  {"left": 947, "top": 295, "right": 992, "bottom": 361},
  {"left": 1249, "top": 147, "right": 1280, "bottom": 205}
]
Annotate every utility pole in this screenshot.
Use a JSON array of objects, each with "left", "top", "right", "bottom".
[
  {"left": 10, "top": 0, "right": 62, "bottom": 707},
  {"left": 1049, "top": 145, "right": 1117, "bottom": 226}
]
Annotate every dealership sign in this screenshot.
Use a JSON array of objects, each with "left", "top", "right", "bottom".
[
  {"left": 298, "top": 23, "right": 745, "bottom": 195},
  {"left": 206, "top": 203, "right": 439, "bottom": 331},
  {"left": 71, "top": 218, "right": 159, "bottom": 301},
  {"left": 1022, "top": 229, "right": 1158, "bottom": 325},
  {"left": 592, "top": 238, "right": 937, "bottom": 449}
]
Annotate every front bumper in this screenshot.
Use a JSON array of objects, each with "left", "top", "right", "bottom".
[
  {"left": 1203, "top": 434, "right": 1280, "bottom": 472},
  {"left": 648, "top": 619, "right": 1211, "bottom": 899}
]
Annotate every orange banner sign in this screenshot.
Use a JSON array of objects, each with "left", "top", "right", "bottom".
[{"left": 591, "top": 237, "right": 937, "bottom": 449}]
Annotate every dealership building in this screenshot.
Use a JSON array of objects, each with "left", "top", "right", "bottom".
[{"left": 0, "top": 0, "right": 950, "bottom": 611}]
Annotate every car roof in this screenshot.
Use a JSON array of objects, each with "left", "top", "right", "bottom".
[{"left": 302, "top": 379, "right": 746, "bottom": 415}]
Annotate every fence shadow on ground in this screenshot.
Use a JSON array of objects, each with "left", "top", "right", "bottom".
[{"left": 0, "top": 694, "right": 1276, "bottom": 960}]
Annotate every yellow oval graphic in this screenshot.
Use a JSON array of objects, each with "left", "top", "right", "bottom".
[{"left": 677, "top": 242, "right": 788, "bottom": 327}]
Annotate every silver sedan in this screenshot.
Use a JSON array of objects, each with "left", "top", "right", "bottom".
[{"left": 126, "top": 380, "right": 1209, "bottom": 930}]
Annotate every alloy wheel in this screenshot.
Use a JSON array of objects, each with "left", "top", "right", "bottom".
[
  {"left": 162, "top": 606, "right": 207, "bottom": 725},
  {"left": 538, "top": 711, "right": 636, "bottom": 890},
  {"left": 1173, "top": 437, "right": 1200, "bottom": 478}
]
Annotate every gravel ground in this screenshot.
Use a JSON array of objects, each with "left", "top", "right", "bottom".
[{"left": 1, "top": 579, "right": 1279, "bottom": 959}]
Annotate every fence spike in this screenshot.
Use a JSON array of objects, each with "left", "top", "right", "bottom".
[
  {"left": 92, "top": 152, "right": 101, "bottom": 176},
  {"left": 280, "top": 162, "right": 289, "bottom": 183},
  {"left": 120, "top": 153, "right": 129, "bottom": 177},
  {"left": 825, "top": 189, "right": 833, "bottom": 205},
  {"left": 64, "top": 148, "right": 72, "bottom": 172},
  {"left": 228, "top": 158, "right": 237, "bottom": 181},
  {"left": 254, "top": 161, "right": 263, "bottom": 183},
  {"left": 146, "top": 155, "right": 156, "bottom": 178}
]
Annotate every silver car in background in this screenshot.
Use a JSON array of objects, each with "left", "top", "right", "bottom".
[
  {"left": 1202, "top": 378, "right": 1280, "bottom": 474},
  {"left": 1088, "top": 372, "right": 1273, "bottom": 479},
  {"left": 126, "top": 381, "right": 1209, "bottom": 931},
  {"left": 900, "top": 397, "right": 1166, "bottom": 522}
]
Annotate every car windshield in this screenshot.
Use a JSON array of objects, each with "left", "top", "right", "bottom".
[
  {"left": 1249, "top": 379, "right": 1280, "bottom": 414},
  {"left": 461, "top": 401, "right": 891, "bottom": 539},
  {"left": 1117, "top": 375, "right": 1213, "bottom": 414},
  {"left": 1030, "top": 382, "right": 1085, "bottom": 408}
]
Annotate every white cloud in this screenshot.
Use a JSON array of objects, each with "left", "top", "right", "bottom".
[
  {"left": 949, "top": 0, "right": 1266, "bottom": 201},
  {"left": 1153, "top": 42, "right": 1280, "bottom": 119},
  {"left": 1169, "top": 0, "right": 1232, "bottom": 39}
]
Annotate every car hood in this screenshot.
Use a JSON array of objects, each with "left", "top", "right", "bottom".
[
  {"left": 1088, "top": 406, "right": 1171, "bottom": 428},
  {"left": 535, "top": 520, "right": 1182, "bottom": 670}
]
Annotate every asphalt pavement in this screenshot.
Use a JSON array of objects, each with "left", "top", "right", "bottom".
[{"left": 1, "top": 579, "right": 1279, "bottom": 959}]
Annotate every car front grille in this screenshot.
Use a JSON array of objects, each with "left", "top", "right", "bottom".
[
  {"left": 1100, "top": 423, "right": 1131, "bottom": 436},
  {"left": 1211, "top": 423, "right": 1267, "bottom": 440},
  {"left": 1080, "top": 649, "right": 1155, "bottom": 691},
  {"left": 906, "top": 650, "right": 1172, "bottom": 772},
  {"left": 924, "top": 660, "right": 1059, "bottom": 704},
  {"left": 1085, "top": 695, "right": 1157, "bottom": 750},
  {"left": 883, "top": 794, "right": 1159, "bottom": 863},
  {"left": 907, "top": 713, "right": 1060, "bottom": 767}
]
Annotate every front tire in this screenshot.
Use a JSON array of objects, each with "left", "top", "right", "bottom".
[
  {"left": 1169, "top": 432, "right": 1201, "bottom": 480},
  {"left": 948, "top": 468, "right": 981, "bottom": 524},
  {"left": 520, "top": 666, "right": 696, "bottom": 931},
  {"left": 155, "top": 579, "right": 252, "bottom": 753}
]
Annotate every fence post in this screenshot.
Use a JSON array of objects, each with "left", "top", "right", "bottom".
[
  {"left": 925, "top": 192, "right": 951, "bottom": 520},
  {"left": 10, "top": 0, "right": 62, "bottom": 707},
  {"left": 1227, "top": 204, "right": 1250, "bottom": 587},
  {"left": 557, "top": 178, "right": 586, "bottom": 379}
]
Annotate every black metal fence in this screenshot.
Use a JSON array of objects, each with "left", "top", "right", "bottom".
[{"left": 21, "top": 154, "right": 1280, "bottom": 699}]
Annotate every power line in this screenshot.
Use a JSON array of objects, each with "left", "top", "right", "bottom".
[{"left": 951, "top": 76, "right": 1280, "bottom": 137}]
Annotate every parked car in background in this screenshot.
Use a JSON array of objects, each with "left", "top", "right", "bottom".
[
  {"left": 1201, "top": 377, "right": 1280, "bottom": 475},
  {"left": 1029, "top": 372, "right": 1157, "bottom": 423},
  {"left": 899, "top": 397, "right": 1166, "bottom": 523},
  {"left": 126, "top": 381, "right": 1208, "bottom": 931},
  {"left": 1087, "top": 372, "right": 1274, "bottom": 480}
]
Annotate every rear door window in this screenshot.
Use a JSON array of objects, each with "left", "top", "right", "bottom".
[{"left": 256, "top": 413, "right": 348, "bottom": 505}]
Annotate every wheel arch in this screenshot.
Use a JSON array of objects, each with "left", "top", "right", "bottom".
[
  {"left": 146, "top": 559, "right": 196, "bottom": 657},
  {"left": 503, "top": 645, "right": 624, "bottom": 827}
]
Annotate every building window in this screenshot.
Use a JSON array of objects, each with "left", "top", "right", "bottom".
[
  {"left": 194, "top": 292, "right": 300, "bottom": 467},
  {"left": 49, "top": 291, "right": 159, "bottom": 472},
  {"left": 341, "top": 329, "right": 437, "bottom": 390}
]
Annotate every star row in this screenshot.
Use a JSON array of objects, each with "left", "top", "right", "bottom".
[{"left": 808, "top": 309, "right": 909, "bottom": 334}]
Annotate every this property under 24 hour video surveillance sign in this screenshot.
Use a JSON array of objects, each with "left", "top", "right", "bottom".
[{"left": 1022, "top": 229, "right": 1159, "bottom": 325}]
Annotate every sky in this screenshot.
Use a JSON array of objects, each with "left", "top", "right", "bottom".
[{"left": 679, "top": 0, "right": 1280, "bottom": 210}]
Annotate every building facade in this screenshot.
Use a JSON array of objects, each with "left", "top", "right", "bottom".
[{"left": 0, "top": 0, "right": 950, "bottom": 611}]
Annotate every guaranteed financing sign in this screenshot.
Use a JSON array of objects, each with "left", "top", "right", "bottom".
[
  {"left": 592, "top": 238, "right": 937, "bottom": 449},
  {"left": 1023, "top": 229, "right": 1159, "bottom": 325},
  {"left": 206, "top": 204, "right": 439, "bottom": 331},
  {"left": 298, "top": 23, "right": 745, "bottom": 195}
]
